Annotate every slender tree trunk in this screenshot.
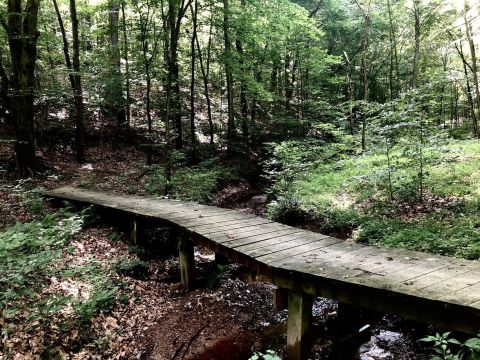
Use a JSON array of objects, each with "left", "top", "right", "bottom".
[
  {"left": 456, "top": 41, "right": 478, "bottom": 135},
  {"left": 189, "top": 0, "right": 198, "bottom": 151},
  {"left": 146, "top": 68, "right": 152, "bottom": 132},
  {"left": 167, "top": 0, "right": 184, "bottom": 150},
  {"left": 121, "top": 1, "right": 131, "bottom": 126},
  {"left": 52, "top": 0, "right": 75, "bottom": 89},
  {"left": 195, "top": 19, "right": 214, "bottom": 144},
  {"left": 412, "top": 0, "right": 420, "bottom": 88},
  {"left": 386, "top": 0, "right": 397, "bottom": 99},
  {"left": 284, "top": 52, "right": 291, "bottom": 110},
  {"left": 464, "top": 0, "right": 480, "bottom": 133},
  {"left": 235, "top": 0, "right": 248, "bottom": 139},
  {"left": 70, "top": 0, "right": 86, "bottom": 162},
  {"left": 53, "top": 0, "right": 85, "bottom": 161},
  {"left": 108, "top": 0, "right": 125, "bottom": 126},
  {"left": 354, "top": 0, "right": 371, "bottom": 150},
  {"left": 344, "top": 52, "right": 354, "bottom": 135},
  {"left": 222, "top": 0, "right": 236, "bottom": 144}
]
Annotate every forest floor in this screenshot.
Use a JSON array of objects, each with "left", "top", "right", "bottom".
[{"left": 0, "top": 139, "right": 438, "bottom": 360}]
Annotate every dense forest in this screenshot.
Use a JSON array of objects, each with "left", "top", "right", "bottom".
[{"left": 2, "top": 0, "right": 480, "bottom": 358}]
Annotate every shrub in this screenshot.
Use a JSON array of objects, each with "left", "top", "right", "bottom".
[{"left": 115, "top": 259, "right": 149, "bottom": 279}]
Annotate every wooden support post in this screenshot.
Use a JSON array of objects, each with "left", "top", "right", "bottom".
[
  {"left": 131, "top": 218, "right": 139, "bottom": 244},
  {"left": 273, "top": 287, "right": 288, "bottom": 312},
  {"left": 287, "top": 290, "right": 313, "bottom": 360},
  {"left": 178, "top": 232, "right": 195, "bottom": 291}
]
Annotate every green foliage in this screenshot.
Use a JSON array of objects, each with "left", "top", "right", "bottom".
[
  {"left": 249, "top": 350, "right": 282, "bottom": 360},
  {"left": 20, "top": 186, "right": 46, "bottom": 215},
  {"left": 207, "top": 264, "right": 225, "bottom": 289},
  {"left": 275, "top": 139, "right": 480, "bottom": 259},
  {"left": 115, "top": 259, "right": 149, "bottom": 279},
  {"left": 145, "top": 158, "right": 240, "bottom": 204},
  {"left": 0, "top": 208, "right": 122, "bottom": 342},
  {"left": 0, "top": 212, "right": 83, "bottom": 324},
  {"left": 420, "top": 332, "right": 480, "bottom": 360},
  {"left": 74, "top": 286, "right": 117, "bottom": 323}
]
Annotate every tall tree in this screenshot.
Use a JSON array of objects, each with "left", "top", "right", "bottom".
[
  {"left": 222, "top": 0, "right": 236, "bottom": 145},
  {"left": 354, "top": 0, "right": 371, "bottom": 150},
  {"left": 165, "top": 0, "right": 192, "bottom": 150},
  {"left": 121, "top": 1, "right": 131, "bottom": 125},
  {"left": 107, "top": 0, "right": 126, "bottom": 126},
  {"left": 189, "top": 0, "right": 198, "bottom": 153},
  {"left": 70, "top": 0, "right": 86, "bottom": 161},
  {"left": 52, "top": 0, "right": 85, "bottom": 162},
  {"left": 195, "top": 12, "right": 214, "bottom": 144},
  {"left": 4, "top": 0, "right": 41, "bottom": 176},
  {"left": 463, "top": 0, "right": 480, "bottom": 131},
  {"left": 133, "top": 0, "right": 161, "bottom": 132}
]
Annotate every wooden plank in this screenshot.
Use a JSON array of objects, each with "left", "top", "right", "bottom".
[
  {"left": 234, "top": 232, "right": 329, "bottom": 252},
  {"left": 187, "top": 217, "right": 273, "bottom": 233},
  {"left": 171, "top": 212, "right": 260, "bottom": 228},
  {"left": 244, "top": 236, "right": 342, "bottom": 259},
  {"left": 220, "top": 228, "right": 304, "bottom": 248},
  {"left": 208, "top": 222, "right": 295, "bottom": 243},
  {"left": 257, "top": 239, "right": 363, "bottom": 265},
  {"left": 423, "top": 270, "right": 480, "bottom": 301}
]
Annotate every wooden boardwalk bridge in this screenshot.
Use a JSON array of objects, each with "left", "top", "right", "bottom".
[{"left": 45, "top": 186, "right": 480, "bottom": 359}]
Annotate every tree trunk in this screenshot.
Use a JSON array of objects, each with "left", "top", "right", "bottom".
[
  {"left": 0, "top": 50, "right": 12, "bottom": 130},
  {"left": 7, "top": 0, "right": 41, "bottom": 176},
  {"left": 195, "top": 16, "right": 214, "bottom": 144},
  {"left": 455, "top": 40, "right": 478, "bottom": 136},
  {"left": 107, "top": 0, "right": 125, "bottom": 126},
  {"left": 412, "top": 0, "right": 420, "bottom": 88},
  {"left": 235, "top": 0, "right": 248, "bottom": 139},
  {"left": 70, "top": 0, "right": 86, "bottom": 162},
  {"left": 121, "top": 1, "right": 131, "bottom": 126},
  {"left": 354, "top": 0, "right": 371, "bottom": 151},
  {"left": 464, "top": 0, "right": 480, "bottom": 133},
  {"left": 189, "top": 0, "right": 198, "bottom": 151},
  {"left": 222, "top": 0, "right": 236, "bottom": 144},
  {"left": 386, "top": 0, "right": 398, "bottom": 99},
  {"left": 167, "top": 0, "right": 185, "bottom": 150},
  {"left": 344, "top": 52, "right": 354, "bottom": 135},
  {"left": 52, "top": 0, "right": 75, "bottom": 89}
]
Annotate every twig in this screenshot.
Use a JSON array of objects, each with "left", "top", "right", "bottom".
[
  {"left": 171, "top": 341, "right": 186, "bottom": 360},
  {"left": 180, "top": 322, "right": 210, "bottom": 360}
]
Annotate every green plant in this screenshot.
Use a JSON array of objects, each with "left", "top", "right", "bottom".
[
  {"left": 0, "top": 212, "right": 83, "bottom": 326},
  {"left": 20, "top": 187, "right": 46, "bottom": 215},
  {"left": 74, "top": 286, "right": 117, "bottom": 323},
  {"left": 207, "top": 264, "right": 225, "bottom": 289},
  {"left": 249, "top": 350, "right": 282, "bottom": 360},
  {"left": 115, "top": 259, "right": 149, "bottom": 279},
  {"left": 420, "top": 332, "right": 480, "bottom": 360},
  {"left": 145, "top": 158, "right": 240, "bottom": 204}
]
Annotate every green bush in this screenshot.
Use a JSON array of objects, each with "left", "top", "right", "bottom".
[
  {"left": 145, "top": 158, "right": 240, "bottom": 204},
  {"left": 74, "top": 286, "right": 117, "bottom": 322},
  {"left": 0, "top": 212, "right": 83, "bottom": 323},
  {"left": 115, "top": 259, "right": 149, "bottom": 279}
]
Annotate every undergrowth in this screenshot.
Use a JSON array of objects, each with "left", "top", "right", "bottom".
[
  {"left": 266, "top": 139, "right": 480, "bottom": 259},
  {"left": 0, "top": 206, "right": 119, "bottom": 354},
  {"left": 145, "top": 157, "right": 240, "bottom": 203}
]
